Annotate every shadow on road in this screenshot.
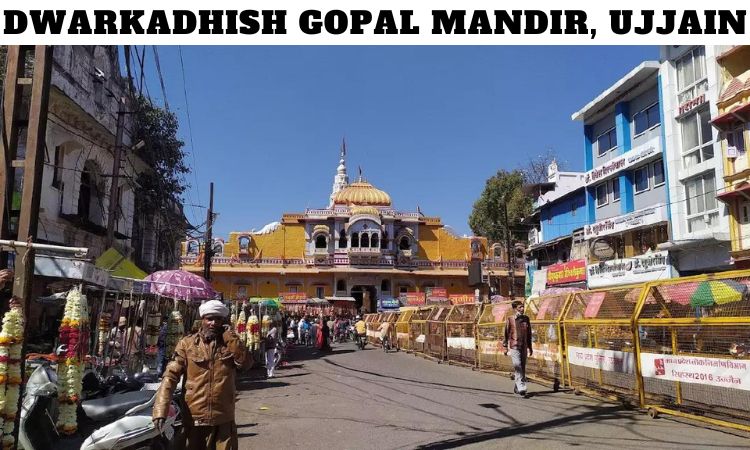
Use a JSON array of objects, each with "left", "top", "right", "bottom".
[{"left": 237, "top": 380, "right": 290, "bottom": 390}]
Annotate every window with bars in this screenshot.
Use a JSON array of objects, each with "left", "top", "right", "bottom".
[
  {"left": 675, "top": 47, "right": 707, "bottom": 105},
  {"left": 634, "top": 103, "right": 661, "bottom": 136},
  {"left": 596, "top": 128, "right": 617, "bottom": 156},
  {"left": 596, "top": 183, "right": 608, "bottom": 207}
]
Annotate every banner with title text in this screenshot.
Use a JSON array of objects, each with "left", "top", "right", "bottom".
[{"left": 0, "top": 2, "right": 748, "bottom": 44}]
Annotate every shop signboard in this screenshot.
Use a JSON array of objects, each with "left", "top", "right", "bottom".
[
  {"left": 584, "top": 135, "right": 661, "bottom": 186},
  {"left": 531, "top": 268, "right": 547, "bottom": 296},
  {"left": 587, "top": 251, "right": 673, "bottom": 288},
  {"left": 584, "top": 204, "right": 668, "bottom": 240},
  {"left": 567, "top": 345, "right": 636, "bottom": 373},
  {"left": 279, "top": 292, "right": 307, "bottom": 303},
  {"left": 449, "top": 294, "right": 475, "bottom": 305},
  {"left": 478, "top": 340, "right": 505, "bottom": 355},
  {"left": 426, "top": 287, "right": 448, "bottom": 303},
  {"left": 546, "top": 259, "right": 587, "bottom": 286},
  {"left": 447, "top": 337, "right": 476, "bottom": 350},
  {"left": 640, "top": 353, "right": 750, "bottom": 391},
  {"left": 400, "top": 292, "right": 426, "bottom": 306},
  {"left": 532, "top": 342, "right": 560, "bottom": 362},
  {"left": 378, "top": 297, "right": 401, "bottom": 310}
]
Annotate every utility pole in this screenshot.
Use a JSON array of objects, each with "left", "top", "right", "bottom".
[
  {"left": 503, "top": 202, "right": 515, "bottom": 298},
  {"left": 105, "top": 101, "right": 126, "bottom": 248},
  {"left": 203, "top": 182, "right": 214, "bottom": 281},
  {"left": 0, "top": 45, "right": 53, "bottom": 450}
]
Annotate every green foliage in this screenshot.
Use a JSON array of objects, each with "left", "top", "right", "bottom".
[
  {"left": 133, "top": 95, "right": 189, "bottom": 214},
  {"left": 468, "top": 169, "right": 532, "bottom": 244}
]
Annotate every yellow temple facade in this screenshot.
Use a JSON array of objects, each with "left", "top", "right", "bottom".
[{"left": 180, "top": 147, "right": 519, "bottom": 312}]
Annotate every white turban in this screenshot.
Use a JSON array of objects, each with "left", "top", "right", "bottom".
[{"left": 199, "top": 300, "right": 229, "bottom": 318}]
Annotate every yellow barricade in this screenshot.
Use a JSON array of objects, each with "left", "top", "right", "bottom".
[
  {"left": 396, "top": 308, "right": 415, "bottom": 351},
  {"left": 634, "top": 270, "right": 750, "bottom": 432},
  {"left": 563, "top": 285, "right": 645, "bottom": 405},
  {"left": 476, "top": 301, "right": 514, "bottom": 373},
  {"left": 426, "top": 305, "right": 451, "bottom": 361},
  {"left": 365, "top": 313, "right": 381, "bottom": 345},
  {"left": 409, "top": 306, "right": 434, "bottom": 355},
  {"left": 445, "top": 303, "right": 482, "bottom": 367},
  {"left": 380, "top": 311, "right": 400, "bottom": 347},
  {"left": 525, "top": 293, "right": 572, "bottom": 391}
]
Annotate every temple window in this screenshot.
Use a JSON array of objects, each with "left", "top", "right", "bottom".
[
  {"left": 399, "top": 236, "right": 411, "bottom": 251},
  {"left": 315, "top": 235, "right": 327, "bottom": 249},
  {"left": 361, "top": 233, "right": 370, "bottom": 248},
  {"left": 238, "top": 236, "right": 251, "bottom": 251},
  {"left": 339, "top": 230, "right": 347, "bottom": 248},
  {"left": 381, "top": 231, "right": 388, "bottom": 249},
  {"left": 212, "top": 241, "right": 224, "bottom": 256},
  {"left": 351, "top": 232, "right": 360, "bottom": 248},
  {"left": 381, "top": 279, "right": 391, "bottom": 292},
  {"left": 336, "top": 279, "right": 346, "bottom": 292},
  {"left": 371, "top": 233, "right": 380, "bottom": 248}
]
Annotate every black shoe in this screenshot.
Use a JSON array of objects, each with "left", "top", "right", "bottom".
[
  {"left": 519, "top": 391, "right": 528, "bottom": 397},
  {"left": 513, "top": 385, "right": 518, "bottom": 394}
]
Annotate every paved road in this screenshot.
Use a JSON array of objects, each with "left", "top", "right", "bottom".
[{"left": 234, "top": 342, "right": 749, "bottom": 449}]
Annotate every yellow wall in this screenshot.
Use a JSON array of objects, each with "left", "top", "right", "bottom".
[
  {"left": 417, "top": 225, "right": 487, "bottom": 261},
  {"left": 283, "top": 224, "right": 306, "bottom": 259},
  {"left": 417, "top": 224, "right": 440, "bottom": 260}
]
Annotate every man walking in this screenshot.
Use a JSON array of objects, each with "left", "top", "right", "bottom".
[
  {"left": 504, "top": 300, "right": 533, "bottom": 397},
  {"left": 153, "top": 300, "right": 251, "bottom": 450}
]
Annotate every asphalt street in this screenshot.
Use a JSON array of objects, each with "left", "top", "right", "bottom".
[{"left": 234, "top": 342, "right": 750, "bottom": 450}]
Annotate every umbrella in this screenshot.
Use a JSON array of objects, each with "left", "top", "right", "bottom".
[
  {"left": 144, "top": 270, "right": 216, "bottom": 301},
  {"left": 690, "top": 280, "right": 747, "bottom": 308}
]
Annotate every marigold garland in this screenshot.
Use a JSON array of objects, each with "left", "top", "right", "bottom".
[
  {"left": 0, "top": 297, "right": 24, "bottom": 450},
  {"left": 237, "top": 304, "right": 247, "bottom": 345},
  {"left": 56, "top": 287, "right": 89, "bottom": 435},
  {"left": 97, "top": 312, "right": 111, "bottom": 356},
  {"left": 248, "top": 315, "right": 260, "bottom": 351},
  {"left": 166, "top": 310, "right": 184, "bottom": 358}
]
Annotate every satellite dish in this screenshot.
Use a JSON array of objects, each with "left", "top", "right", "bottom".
[{"left": 591, "top": 238, "right": 616, "bottom": 260}]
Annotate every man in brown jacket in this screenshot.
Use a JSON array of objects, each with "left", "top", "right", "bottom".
[
  {"left": 503, "top": 300, "right": 533, "bottom": 397},
  {"left": 153, "top": 300, "right": 251, "bottom": 450}
]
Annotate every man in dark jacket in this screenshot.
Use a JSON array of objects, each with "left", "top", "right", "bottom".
[
  {"left": 153, "top": 300, "right": 251, "bottom": 450},
  {"left": 504, "top": 300, "right": 533, "bottom": 397}
]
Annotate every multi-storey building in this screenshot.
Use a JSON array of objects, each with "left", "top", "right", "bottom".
[
  {"left": 659, "top": 46, "right": 732, "bottom": 274},
  {"left": 711, "top": 46, "right": 750, "bottom": 268},
  {"left": 179, "top": 149, "right": 519, "bottom": 312},
  {"left": 572, "top": 61, "right": 673, "bottom": 288}
]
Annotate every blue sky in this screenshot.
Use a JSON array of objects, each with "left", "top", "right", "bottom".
[{"left": 135, "top": 46, "right": 657, "bottom": 237}]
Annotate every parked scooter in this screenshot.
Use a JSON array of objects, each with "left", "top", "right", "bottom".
[{"left": 356, "top": 333, "right": 367, "bottom": 350}]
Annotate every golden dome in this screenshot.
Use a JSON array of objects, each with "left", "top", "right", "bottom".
[
  {"left": 333, "top": 181, "right": 391, "bottom": 206},
  {"left": 350, "top": 205, "right": 381, "bottom": 216}
]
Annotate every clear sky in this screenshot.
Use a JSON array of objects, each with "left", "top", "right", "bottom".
[{"left": 138, "top": 46, "right": 658, "bottom": 238}]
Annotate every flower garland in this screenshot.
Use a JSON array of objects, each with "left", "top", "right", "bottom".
[
  {"left": 237, "top": 303, "right": 247, "bottom": 345},
  {"left": 56, "top": 287, "right": 89, "bottom": 435},
  {"left": 97, "top": 312, "right": 111, "bottom": 356},
  {"left": 166, "top": 310, "right": 184, "bottom": 358},
  {"left": 247, "top": 315, "right": 259, "bottom": 351},
  {"left": 230, "top": 303, "right": 238, "bottom": 330},
  {"left": 0, "top": 297, "right": 24, "bottom": 450}
]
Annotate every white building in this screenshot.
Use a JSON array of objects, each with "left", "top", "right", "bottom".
[{"left": 658, "top": 46, "right": 733, "bottom": 274}]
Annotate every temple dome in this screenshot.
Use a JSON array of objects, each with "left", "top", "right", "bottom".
[
  {"left": 350, "top": 205, "right": 381, "bottom": 216},
  {"left": 333, "top": 181, "right": 391, "bottom": 206}
]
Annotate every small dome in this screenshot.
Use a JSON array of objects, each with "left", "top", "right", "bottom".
[
  {"left": 333, "top": 181, "right": 391, "bottom": 206},
  {"left": 350, "top": 205, "right": 381, "bottom": 216}
]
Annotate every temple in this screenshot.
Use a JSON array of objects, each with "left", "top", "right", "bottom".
[{"left": 180, "top": 144, "right": 519, "bottom": 312}]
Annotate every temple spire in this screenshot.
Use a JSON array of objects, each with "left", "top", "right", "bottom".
[{"left": 329, "top": 138, "right": 350, "bottom": 207}]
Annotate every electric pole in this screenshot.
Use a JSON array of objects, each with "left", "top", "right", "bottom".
[
  {"left": 105, "top": 100, "right": 126, "bottom": 248},
  {"left": 203, "top": 182, "right": 214, "bottom": 281},
  {"left": 0, "top": 45, "right": 53, "bottom": 450},
  {"left": 503, "top": 202, "right": 515, "bottom": 298}
]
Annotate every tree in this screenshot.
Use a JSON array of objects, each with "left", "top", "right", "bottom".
[
  {"left": 468, "top": 169, "right": 532, "bottom": 244},
  {"left": 520, "top": 148, "right": 565, "bottom": 184}
]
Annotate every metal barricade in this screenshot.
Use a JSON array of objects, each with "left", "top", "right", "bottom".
[
  {"left": 366, "top": 313, "right": 381, "bottom": 345},
  {"left": 476, "top": 302, "right": 514, "bottom": 373},
  {"left": 445, "top": 304, "right": 481, "bottom": 367},
  {"left": 426, "top": 306, "right": 451, "bottom": 361},
  {"left": 634, "top": 271, "right": 750, "bottom": 432},
  {"left": 380, "top": 311, "right": 399, "bottom": 347},
  {"left": 525, "top": 294, "right": 573, "bottom": 390},
  {"left": 409, "top": 306, "right": 433, "bottom": 355},
  {"left": 563, "top": 285, "right": 645, "bottom": 405},
  {"left": 396, "top": 308, "right": 415, "bottom": 351}
]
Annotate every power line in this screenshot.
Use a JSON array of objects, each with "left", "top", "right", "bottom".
[
  {"left": 151, "top": 46, "right": 170, "bottom": 111},
  {"left": 177, "top": 46, "right": 203, "bottom": 226}
]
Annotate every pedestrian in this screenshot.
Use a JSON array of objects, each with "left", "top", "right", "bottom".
[
  {"left": 377, "top": 319, "right": 392, "bottom": 350},
  {"left": 156, "top": 315, "right": 168, "bottom": 377},
  {"left": 265, "top": 321, "right": 279, "bottom": 378},
  {"left": 153, "top": 299, "right": 251, "bottom": 450},
  {"left": 297, "top": 317, "right": 306, "bottom": 345},
  {"left": 310, "top": 319, "right": 319, "bottom": 348},
  {"left": 503, "top": 300, "right": 533, "bottom": 397},
  {"left": 318, "top": 318, "right": 331, "bottom": 352}
]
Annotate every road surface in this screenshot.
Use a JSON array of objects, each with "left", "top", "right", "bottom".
[{"left": 234, "top": 342, "right": 749, "bottom": 449}]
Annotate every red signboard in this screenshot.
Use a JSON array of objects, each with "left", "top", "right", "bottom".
[
  {"left": 426, "top": 287, "right": 448, "bottom": 302},
  {"left": 546, "top": 259, "right": 587, "bottom": 286},
  {"left": 401, "top": 292, "right": 426, "bottom": 306},
  {"left": 449, "top": 294, "right": 476, "bottom": 305},
  {"left": 279, "top": 292, "right": 307, "bottom": 303}
]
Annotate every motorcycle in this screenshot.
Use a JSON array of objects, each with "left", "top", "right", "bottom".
[
  {"left": 19, "top": 362, "right": 178, "bottom": 450},
  {"left": 356, "top": 333, "right": 367, "bottom": 350}
]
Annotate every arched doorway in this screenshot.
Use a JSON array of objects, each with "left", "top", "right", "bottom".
[{"left": 350, "top": 285, "right": 377, "bottom": 314}]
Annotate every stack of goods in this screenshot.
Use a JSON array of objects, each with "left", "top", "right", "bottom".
[
  {"left": 0, "top": 297, "right": 24, "bottom": 449},
  {"left": 145, "top": 313, "right": 161, "bottom": 357},
  {"left": 237, "top": 304, "right": 247, "bottom": 344},
  {"left": 97, "top": 312, "right": 111, "bottom": 356},
  {"left": 57, "top": 288, "right": 89, "bottom": 435},
  {"left": 166, "top": 310, "right": 184, "bottom": 358},
  {"left": 247, "top": 315, "right": 259, "bottom": 351}
]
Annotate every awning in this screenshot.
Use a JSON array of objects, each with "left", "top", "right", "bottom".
[
  {"left": 711, "top": 102, "right": 750, "bottom": 129},
  {"left": 717, "top": 183, "right": 750, "bottom": 202},
  {"left": 95, "top": 248, "right": 147, "bottom": 279},
  {"left": 325, "top": 296, "right": 356, "bottom": 302}
]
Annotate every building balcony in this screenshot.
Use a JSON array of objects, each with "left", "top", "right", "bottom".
[
  {"left": 348, "top": 247, "right": 382, "bottom": 256},
  {"left": 313, "top": 247, "right": 331, "bottom": 256}
]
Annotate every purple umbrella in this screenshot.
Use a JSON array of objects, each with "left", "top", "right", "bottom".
[{"left": 144, "top": 270, "right": 217, "bottom": 301}]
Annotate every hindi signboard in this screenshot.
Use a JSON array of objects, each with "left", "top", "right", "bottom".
[
  {"left": 587, "top": 251, "right": 673, "bottom": 288},
  {"left": 279, "top": 292, "right": 307, "bottom": 303},
  {"left": 640, "top": 353, "right": 750, "bottom": 391},
  {"left": 400, "top": 292, "right": 426, "bottom": 306},
  {"left": 546, "top": 259, "right": 587, "bottom": 286},
  {"left": 567, "top": 345, "right": 636, "bottom": 374},
  {"left": 449, "top": 294, "right": 475, "bottom": 305}
]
